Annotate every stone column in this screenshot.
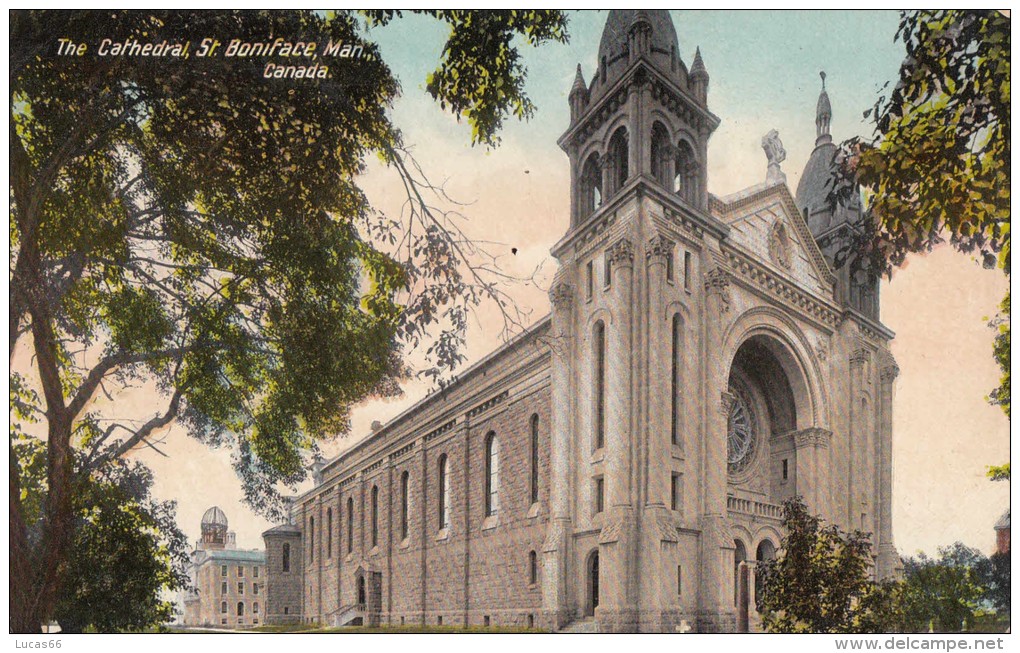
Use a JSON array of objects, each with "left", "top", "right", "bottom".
[
  {"left": 792, "top": 427, "right": 833, "bottom": 513},
  {"left": 876, "top": 360, "right": 900, "bottom": 579},
  {"left": 847, "top": 348, "right": 867, "bottom": 527},
  {"left": 542, "top": 279, "right": 574, "bottom": 629},
  {"left": 597, "top": 237, "right": 637, "bottom": 631},
  {"left": 645, "top": 234, "right": 674, "bottom": 508},
  {"left": 698, "top": 264, "right": 734, "bottom": 632}
]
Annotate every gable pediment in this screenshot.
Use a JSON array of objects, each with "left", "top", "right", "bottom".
[{"left": 713, "top": 183, "right": 835, "bottom": 298}]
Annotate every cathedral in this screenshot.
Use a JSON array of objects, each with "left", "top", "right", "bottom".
[{"left": 262, "top": 10, "right": 899, "bottom": 633}]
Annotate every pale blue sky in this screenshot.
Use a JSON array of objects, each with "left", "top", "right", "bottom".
[{"left": 364, "top": 10, "right": 905, "bottom": 195}]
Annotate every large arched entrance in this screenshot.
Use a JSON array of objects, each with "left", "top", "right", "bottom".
[
  {"left": 585, "top": 550, "right": 600, "bottom": 617},
  {"left": 726, "top": 333, "right": 811, "bottom": 498}
]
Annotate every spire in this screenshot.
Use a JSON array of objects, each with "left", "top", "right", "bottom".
[
  {"left": 690, "top": 47, "right": 708, "bottom": 79},
  {"left": 570, "top": 63, "right": 587, "bottom": 96},
  {"left": 815, "top": 71, "right": 832, "bottom": 146}
]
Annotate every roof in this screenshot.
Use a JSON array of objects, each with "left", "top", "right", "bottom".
[
  {"left": 592, "top": 10, "right": 683, "bottom": 102},
  {"left": 995, "top": 510, "right": 1010, "bottom": 531},
  {"left": 198, "top": 549, "right": 265, "bottom": 563},
  {"left": 263, "top": 523, "right": 301, "bottom": 537}
]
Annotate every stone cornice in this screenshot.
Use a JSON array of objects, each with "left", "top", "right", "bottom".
[{"left": 723, "top": 247, "right": 841, "bottom": 329}]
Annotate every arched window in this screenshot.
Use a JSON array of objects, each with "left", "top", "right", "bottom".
[
  {"left": 253, "top": 602, "right": 259, "bottom": 614},
  {"left": 608, "top": 127, "right": 629, "bottom": 194},
  {"left": 308, "top": 516, "right": 315, "bottom": 562},
  {"left": 221, "top": 601, "right": 227, "bottom": 614},
  {"left": 438, "top": 454, "right": 450, "bottom": 530},
  {"left": 400, "top": 471, "right": 410, "bottom": 540},
  {"left": 282, "top": 542, "right": 291, "bottom": 573},
  {"left": 485, "top": 432, "right": 499, "bottom": 517},
  {"left": 346, "top": 496, "right": 354, "bottom": 553},
  {"left": 326, "top": 507, "right": 333, "bottom": 558},
  {"left": 593, "top": 321, "right": 606, "bottom": 450},
  {"left": 580, "top": 153, "right": 603, "bottom": 218},
  {"left": 734, "top": 540, "right": 747, "bottom": 607},
  {"left": 237, "top": 602, "right": 245, "bottom": 616},
  {"left": 671, "top": 314, "right": 682, "bottom": 446},
  {"left": 651, "top": 122, "right": 672, "bottom": 187},
  {"left": 529, "top": 414, "right": 540, "bottom": 505},
  {"left": 370, "top": 485, "right": 379, "bottom": 548},
  {"left": 674, "top": 140, "right": 698, "bottom": 204},
  {"left": 528, "top": 550, "right": 538, "bottom": 585}
]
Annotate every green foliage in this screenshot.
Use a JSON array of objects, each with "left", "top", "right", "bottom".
[
  {"left": 979, "top": 551, "right": 1010, "bottom": 616},
  {"left": 986, "top": 462, "right": 1010, "bottom": 482},
  {"left": 10, "top": 9, "right": 567, "bottom": 631},
  {"left": 987, "top": 291, "right": 1010, "bottom": 418},
  {"left": 13, "top": 436, "right": 190, "bottom": 633},
  {"left": 363, "top": 10, "right": 569, "bottom": 146},
  {"left": 899, "top": 542, "right": 999, "bottom": 632},
  {"left": 756, "top": 497, "right": 900, "bottom": 633},
  {"left": 834, "top": 10, "right": 1009, "bottom": 420}
]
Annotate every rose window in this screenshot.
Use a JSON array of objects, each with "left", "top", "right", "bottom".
[{"left": 727, "top": 387, "right": 757, "bottom": 474}]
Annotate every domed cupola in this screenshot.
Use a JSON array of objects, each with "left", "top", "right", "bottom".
[
  {"left": 201, "top": 505, "right": 229, "bottom": 549},
  {"left": 591, "top": 10, "right": 686, "bottom": 102}
]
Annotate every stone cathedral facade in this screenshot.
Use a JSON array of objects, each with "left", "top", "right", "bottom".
[{"left": 263, "top": 11, "right": 900, "bottom": 633}]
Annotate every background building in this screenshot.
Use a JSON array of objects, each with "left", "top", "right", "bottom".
[
  {"left": 264, "top": 10, "right": 900, "bottom": 633},
  {"left": 182, "top": 507, "right": 266, "bottom": 628}
]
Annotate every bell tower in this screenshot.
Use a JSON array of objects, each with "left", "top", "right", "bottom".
[{"left": 545, "top": 10, "right": 729, "bottom": 633}]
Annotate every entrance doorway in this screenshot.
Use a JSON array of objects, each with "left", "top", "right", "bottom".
[{"left": 585, "top": 550, "right": 600, "bottom": 617}]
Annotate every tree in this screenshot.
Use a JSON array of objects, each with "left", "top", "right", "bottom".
[
  {"left": 12, "top": 430, "right": 189, "bottom": 633},
  {"left": 899, "top": 543, "right": 988, "bottom": 632},
  {"left": 10, "top": 9, "right": 568, "bottom": 632},
  {"left": 834, "top": 10, "right": 1009, "bottom": 419},
  {"left": 756, "top": 497, "right": 900, "bottom": 633}
]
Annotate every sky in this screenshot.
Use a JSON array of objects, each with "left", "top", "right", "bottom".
[{"left": 36, "top": 11, "right": 1008, "bottom": 560}]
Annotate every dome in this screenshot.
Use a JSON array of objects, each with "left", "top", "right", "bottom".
[
  {"left": 795, "top": 140, "right": 839, "bottom": 232},
  {"left": 592, "top": 10, "right": 682, "bottom": 100},
  {"left": 201, "top": 506, "right": 228, "bottom": 528}
]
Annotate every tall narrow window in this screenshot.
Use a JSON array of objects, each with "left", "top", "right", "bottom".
[
  {"left": 581, "top": 153, "right": 602, "bottom": 218},
  {"left": 671, "top": 473, "right": 683, "bottom": 511},
  {"left": 674, "top": 140, "right": 698, "bottom": 203},
  {"left": 370, "top": 485, "right": 379, "bottom": 548},
  {"left": 237, "top": 602, "right": 244, "bottom": 617},
  {"left": 666, "top": 251, "right": 675, "bottom": 282},
  {"left": 400, "top": 471, "right": 410, "bottom": 540},
  {"left": 608, "top": 127, "right": 629, "bottom": 194},
  {"left": 528, "top": 550, "right": 538, "bottom": 585},
  {"left": 346, "top": 497, "right": 354, "bottom": 553},
  {"left": 671, "top": 314, "right": 682, "bottom": 446},
  {"left": 485, "top": 432, "right": 500, "bottom": 517},
  {"left": 604, "top": 252, "right": 612, "bottom": 288},
  {"left": 586, "top": 260, "right": 594, "bottom": 300},
  {"left": 594, "top": 477, "right": 605, "bottom": 515},
  {"left": 651, "top": 122, "right": 671, "bottom": 187},
  {"left": 221, "top": 582, "right": 227, "bottom": 595},
  {"left": 308, "top": 517, "right": 314, "bottom": 562},
  {"left": 594, "top": 321, "right": 606, "bottom": 450},
  {"left": 438, "top": 454, "right": 450, "bottom": 530},
  {"left": 529, "top": 414, "right": 540, "bottom": 505},
  {"left": 326, "top": 508, "right": 333, "bottom": 558},
  {"left": 677, "top": 565, "right": 683, "bottom": 597},
  {"left": 221, "top": 565, "right": 227, "bottom": 577},
  {"left": 221, "top": 602, "right": 227, "bottom": 614},
  {"left": 282, "top": 543, "right": 290, "bottom": 572},
  {"left": 683, "top": 251, "right": 692, "bottom": 291}
]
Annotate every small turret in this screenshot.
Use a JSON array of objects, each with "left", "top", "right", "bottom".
[
  {"left": 815, "top": 71, "right": 832, "bottom": 146},
  {"left": 690, "top": 47, "right": 709, "bottom": 104},
  {"left": 569, "top": 64, "right": 588, "bottom": 124}
]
